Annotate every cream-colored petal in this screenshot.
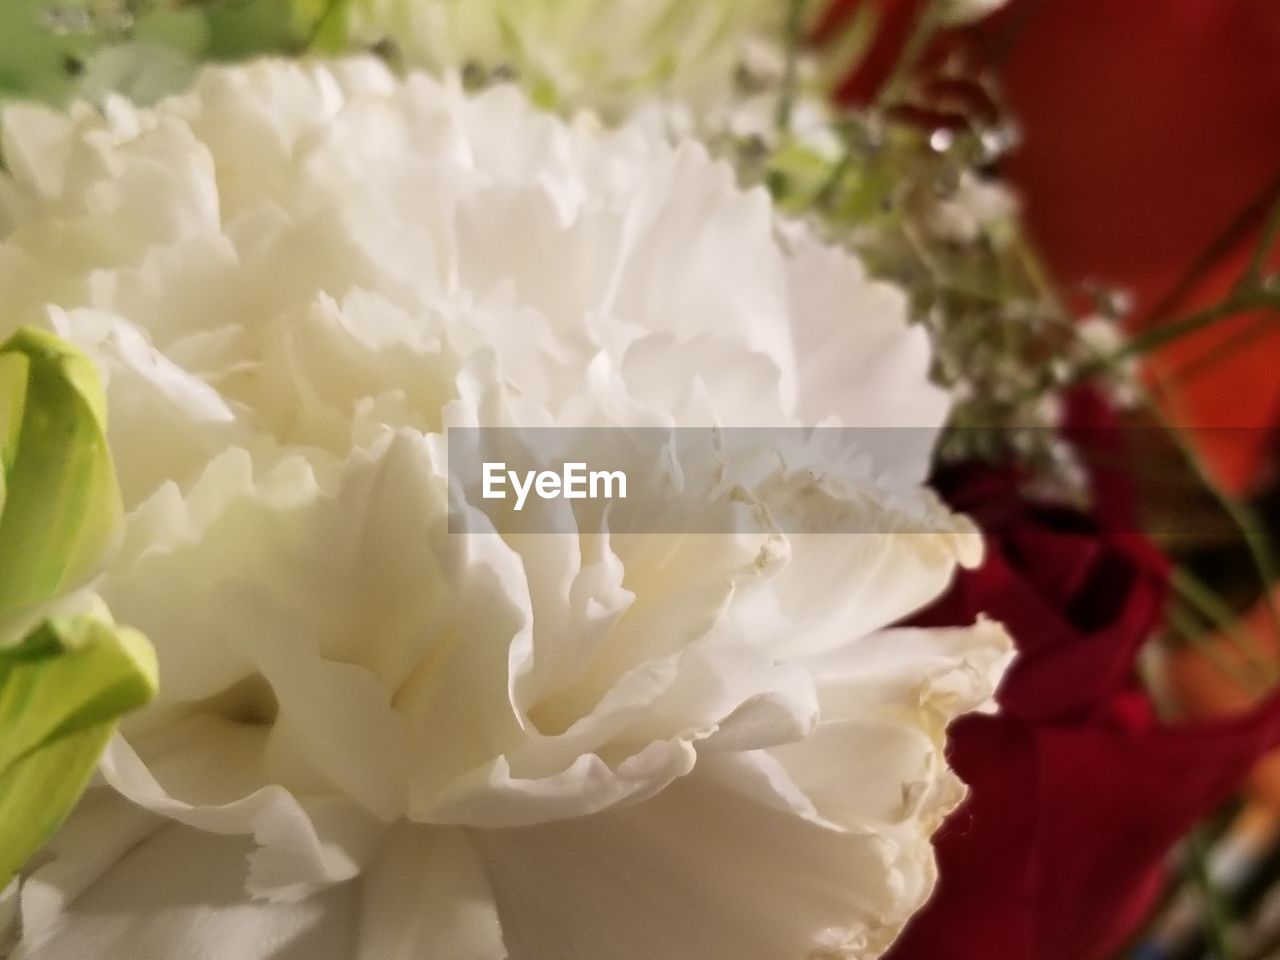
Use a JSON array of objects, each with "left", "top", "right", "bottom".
[
  {"left": 477, "top": 764, "right": 922, "bottom": 960},
  {"left": 17, "top": 825, "right": 354, "bottom": 960},
  {"left": 357, "top": 825, "right": 505, "bottom": 960},
  {"left": 100, "top": 735, "right": 385, "bottom": 903},
  {"left": 784, "top": 227, "right": 951, "bottom": 483}
]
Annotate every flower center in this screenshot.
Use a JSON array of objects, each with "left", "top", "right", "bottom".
[{"left": 201, "top": 673, "right": 279, "bottom": 727}]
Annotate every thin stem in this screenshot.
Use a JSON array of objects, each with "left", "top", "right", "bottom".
[
  {"left": 813, "top": 145, "right": 859, "bottom": 209},
  {"left": 776, "top": 0, "right": 809, "bottom": 134},
  {"left": 1167, "top": 606, "right": 1263, "bottom": 697},
  {"left": 877, "top": 0, "right": 943, "bottom": 107},
  {"left": 1160, "top": 311, "right": 1277, "bottom": 387},
  {"left": 1069, "top": 173, "right": 1280, "bottom": 373},
  {"left": 1010, "top": 230, "right": 1064, "bottom": 307},
  {"left": 1186, "top": 828, "right": 1239, "bottom": 960},
  {"left": 1099, "top": 288, "right": 1280, "bottom": 369},
  {"left": 1147, "top": 397, "right": 1280, "bottom": 645},
  {"left": 812, "top": 120, "right": 867, "bottom": 210},
  {"left": 1139, "top": 169, "right": 1280, "bottom": 334},
  {"left": 1244, "top": 187, "right": 1280, "bottom": 288},
  {"left": 1171, "top": 568, "right": 1276, "bottom": 689}
]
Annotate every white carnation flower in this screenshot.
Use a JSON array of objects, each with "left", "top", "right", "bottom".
[{"left": 0, "top": 59, "right": 1010, "bottom": 960}]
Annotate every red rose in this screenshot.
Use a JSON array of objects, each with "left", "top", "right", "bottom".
[
  {"left": 820, "top": 0, "right": 1280, "bottom": 493},
  {"left": 884, "top": 399, "right": 1280, "bottom": 960}
]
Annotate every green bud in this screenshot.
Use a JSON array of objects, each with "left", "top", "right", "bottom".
[
  {"left": 0, "top": 614, "right": 158, "bottom": 887},
  {"left": 0, "top": 328, "right": 121, "bottom": 618},
  {"left": 0, "top": 329, "right": 156, "bottom": 888}
]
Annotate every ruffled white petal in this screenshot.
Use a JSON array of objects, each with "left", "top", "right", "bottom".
[
  {"left": 783, "top": 226, "right": 952, "bottom": 485},
  {"left": 100, "top": 735, "right": 385, "bottom": 903},
  {"left": 477, "top": 764, "right": 915, "bottom": 960},
  {"left": 356, "top": 825, "right": 505, "bottom": 960},
  {"left": 18, "top": 820, "right": 356, "bottom": 960}
]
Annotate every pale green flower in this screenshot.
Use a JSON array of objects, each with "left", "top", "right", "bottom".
[{"left": 344, "top": 0, "right": 786, "bottom": 114}]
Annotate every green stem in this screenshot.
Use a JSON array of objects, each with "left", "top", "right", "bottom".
[
  {"left": 1167, "top": 606, "right": 1262, "bottom": 697},
  {"left": 1096, "top": 288, "right": 1280, "bottom": 370},
  {"left": 1244, "top": 189, "right": 1280, "bottom": 288},
  {"left": 1171, "top": 568, "right": 1276, "bottom": 688},
  {"left": 1141, "top": 170, "right": 1280, "bottom": 332},
  {"left": 1063, "top": 181, "right": 1280, "bottom": 376},
  {"left": 1159, "top": 311, "right": 1277, "bottom": 387},
  {"left": 1187, "top": 829, "right": 1239, "bottom": 960},
  {"left": 1145, "top": 398, "right": 1280, "bottom": 644},
  {"left": 813, "top": 146, "right": 858, "bottom": 210},
  {"left": 876, "top": 0, "right": 944, "bottom": 107},
  {"left": 776, "top": 0, "right": 809, "bottom": 134}
]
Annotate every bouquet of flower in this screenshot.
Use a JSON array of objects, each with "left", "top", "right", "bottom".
[{"left": 1, "top": 2, "right": 1279, "bottom": 959}]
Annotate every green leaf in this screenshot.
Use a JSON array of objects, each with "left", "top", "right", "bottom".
[
  {"left": 0, "top": 328, "right": 120, "bottom": 617},
  {"left": 0, "top": 615, "right": 157, "bottom": 886}
]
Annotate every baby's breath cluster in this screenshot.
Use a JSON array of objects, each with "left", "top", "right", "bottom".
[{"left": 721, "top": 73, "right": 1142, "bottom": 485}]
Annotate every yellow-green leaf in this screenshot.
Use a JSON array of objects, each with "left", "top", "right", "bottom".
[
  {"left": 0, "top": 615, "right": 157, "bottom": 886},
  {"left": 0, "top": 328, "right": 120, "bottom": 617}
]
